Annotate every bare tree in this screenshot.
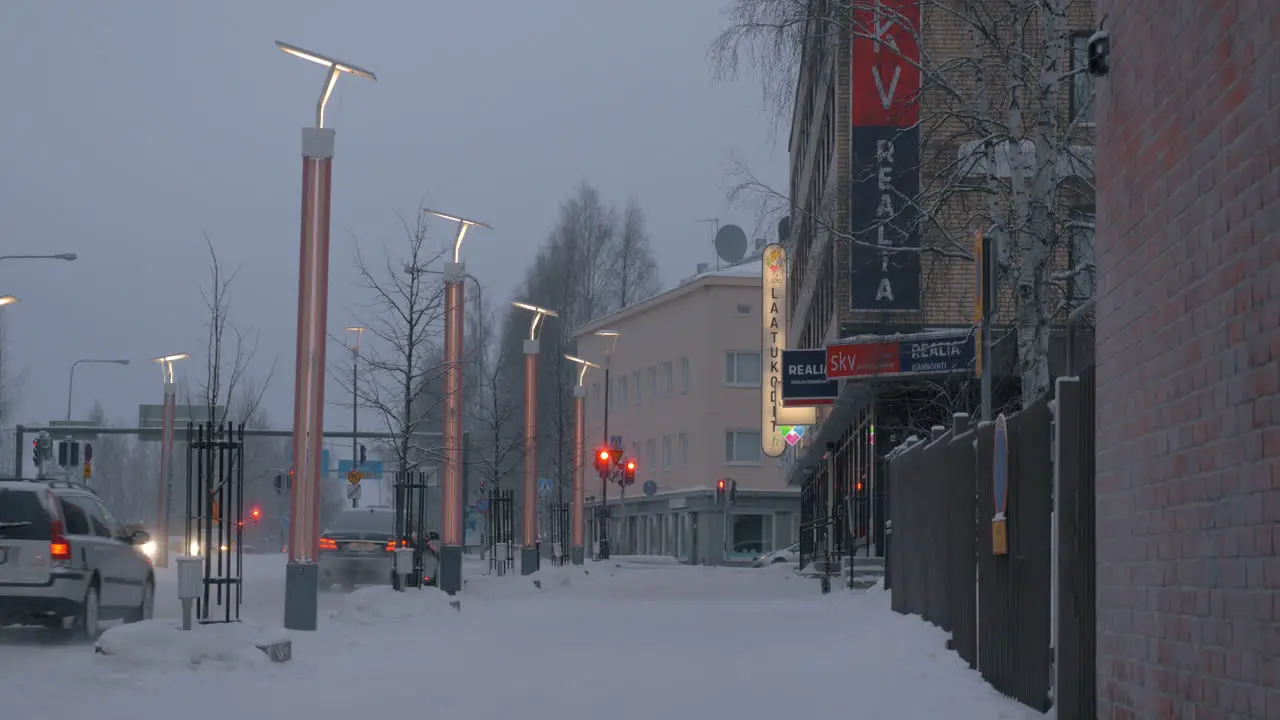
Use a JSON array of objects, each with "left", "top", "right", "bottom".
[
  {"left": 465, "top": 304, "right": 524, "bottom": 494},
  {"left": 185, "top": 233, "right": 274, "bottom": 424},
  {"left": 615, "top": 198, "right": 661, "bottom": 308},
  {"left": 82, "top": 402, "right": 153, "bottom": 522},
  {"left": 342, "top": 210, "right": 449, "bottom": 472},
  {"left": 712, "top": 0, "right": 1096, "bottom": 408}
]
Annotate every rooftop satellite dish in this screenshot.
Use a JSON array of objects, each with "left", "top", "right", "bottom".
[
  {"left": 778, "top": 216, "right": 791, "bottom": 245},
  {"left": 714, "top": 224, "right": 748, "bottom": 264}
]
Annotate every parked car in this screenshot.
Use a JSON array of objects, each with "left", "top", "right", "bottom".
[
  {"left": 318, "top": 507, "right": 439, "bottom": 589},
  {"left": 753, "top": 542, "right": 800, "bottom": 567},
  {"left": 0, "top": 479, "right": 155, "bottom": 637}
]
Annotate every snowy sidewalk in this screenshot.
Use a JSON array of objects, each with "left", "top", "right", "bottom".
[{"left": 0, "top": 559, "right": 1041, "bottom": 719}]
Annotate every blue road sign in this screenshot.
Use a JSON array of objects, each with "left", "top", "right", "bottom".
[
  {"left": 337, "top": 459, "right": 384, "bottom": 478},
  {"left": 321, "top": 449, "right": 330, "bottom": 476},
  {"left": 642, "top": 480, "right": 658, "bottom": 497},
  {"left": 609, "top": 435, "right": 623, "bottom": 450},
  {"left": 537, "top": 477, "right": 553, "bottom": 495},
  {"left": 475, "top": 497, "right": 490, "bottom": 513}
]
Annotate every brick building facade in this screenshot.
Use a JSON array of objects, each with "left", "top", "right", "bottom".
[{"left": 1093, "top": 3, "right": 1280, "bottom": 718}]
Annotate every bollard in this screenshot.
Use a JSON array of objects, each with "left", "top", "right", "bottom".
[
  {"left": 393, "top": 547, "right": 414, "bottom": 592},
  {"left": 176, "top": 556, "right": 202, "bottom": 631}
]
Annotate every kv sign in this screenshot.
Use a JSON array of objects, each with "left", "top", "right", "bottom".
[{"left": 850, "top": 0, "right": 922, "bottom": 312}]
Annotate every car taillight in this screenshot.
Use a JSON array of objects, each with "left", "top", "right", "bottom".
[
  {"left": 50, "top": 519, "right": 72, "bottom": 561},
  {"left": 319, "top": 537, "right": 338, "bottom": 551},
  {"left": 384, "top": 541, "right": 397, "bottom": 551}
]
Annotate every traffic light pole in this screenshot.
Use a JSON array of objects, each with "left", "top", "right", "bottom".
[
  {"left": 520, "top": 338, "right": 540, "bottom": 575},
  {"left": 571, "top": 386, "right": 586, "bottom": 565},
  {"left": 598, "top": 362, "right": 610, "bottom": 560}
]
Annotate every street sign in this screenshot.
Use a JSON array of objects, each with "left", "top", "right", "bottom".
[
  {"left": 475, "top": 497, "right": 489, "bottom": 513},
  {"left": 137, "top": 404, "right": 226, "bottom": 430},
  {"left": 537, "top": 477, "right": 553, "bottom": 496},
  {"left": 346, "top": 484, "right": 362, "bottom": 500},
  {"left": 642, "top": 480, "right": 657, "bottom": 496},
  {"left": 337, "top": 459, "right": 383, "bottom": 478},
  {"left": 781, "top": 348, "right": 838, "bottom": 406},
  {"left": 992, "top": 413, "right": 1009, "bottom": 556},
  {"left": 609, "top": 435, "right": 623, "bottom": 450},
  {"left": 347, "top": 470, "right": 362, "bottom": 485}
]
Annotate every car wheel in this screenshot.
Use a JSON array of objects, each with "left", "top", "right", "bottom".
[
  {"left": 771, "top": 557, "right": 788, "bottom": 564},
  {"left": 74, "top": 583, "right": 102, "bottom": 640},
  {"left": 127, "top": 579, "right": 155, "bottom": 623}
]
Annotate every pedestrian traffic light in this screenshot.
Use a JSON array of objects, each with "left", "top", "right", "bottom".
[
  {"left": 716, "top": 479, "right": 726, "bottom": 501},
  {"left": 32, "top": 440, "right": 40, "bottom": 467},
  {"left": 623, "top": 458, "right": 636, "bottom": 484},
  {"left": 594, "top": 447, "right": 612, "bottom": 475},
  {"left": 250, "top": 506, "right": 261, "bottom": 522},
  {"left": 359, "top": 444, "right": 367, "bottom": 464}
]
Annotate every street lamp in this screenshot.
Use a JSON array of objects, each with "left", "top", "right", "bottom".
[
  {"left": 0, "top": 253, "right": 77, "bottom": 262},
  {"left": 564, "top": 354, "right": 599, "bottom": 566},
  {"left": 423, "top": 208, "right": 490, "bottom": 596},
  {"left": 0, "top": 296, "right": 18, "bottom": 308},
  {"left": 344, "top": 327, "right": 365, "bottom": 508},
  {"left": 276, "top": 39, "right": 375, "bottom": 632},
  {"left": 66, "top": 358, "right": 131, "bottom": 421},
  {"left": 511, "top": 301, "right": 558, "bottom": 575},
  {"left": 592, "top": 329, "right": 621, "bottom": 560},
  {"left": 152, "top": 352, "right": 189, "bottom": 568}
]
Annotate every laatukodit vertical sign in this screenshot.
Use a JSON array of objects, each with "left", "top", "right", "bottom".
[{"left": 762, "top": 244, "right": 815, "bottom": 458}]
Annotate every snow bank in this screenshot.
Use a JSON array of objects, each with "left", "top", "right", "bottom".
[
  {"left": 93, "top": 619, "right": 288, "bottom": 670},
  {"left": 598, "top": 554, "right": 683, "bottom": 567},
  {"left": 328, "top": 586, "right": 458, "bottom": 625}
]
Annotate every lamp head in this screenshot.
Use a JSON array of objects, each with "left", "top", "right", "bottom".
[
  {"left": 564, "top": 354, "right": 599, "bottom": 385},
  {"left": 424, "top": 208, "right": 491, "bottom": 264},
  {"left": 275, "top": 41, "right": 377, "bottom": 81},
  {"left": 512, "top": 302, "right": 558, "bottom": 341},
  {"left": 54, "top": 253, "right": 77, "bottom": 261},
  {"left": 0, "top": 296, "right": 19, "bottom": 308}
]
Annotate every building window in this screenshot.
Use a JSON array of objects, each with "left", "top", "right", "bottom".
[
  {"left": 736, "top": 303, "right": 752, "bottom": 316},
  {"left": 618, "top": 376, "right": 628, "bottom": 406},
  {"left": 725, "top": 430, "right": 762, "bottom": 465},
  {"left": 724, "top": 351, "right": 762, "bottom": 387},
  {"left": 631, "top": 371, "right": 641, "bottom": 405},
  {"left": 662, "top": 435, "right": 672, "bottom": 470},
  {"left": 662, "top": 361, "right": 673, "bottom": 396},
  {"left": 678, "top": 432, "right": 689, "bottom": 466},
  {"left": 1070, "top": 211, "right": 1096, "bottom": 303},
  {"left": 648, "top": 367, "right": 658, "bottom": 398},
  {"left": 730, "top": 514, "right": 772, "bottom": 557},
  {"left": 680, "top": 357, "right": 691, "bottom": 393},
  {"left": 646, "top": 439, "right": 657, "bottom": 472},
  {"left": 1070, "top": 33, "right": 1096, "bottom": 124}
]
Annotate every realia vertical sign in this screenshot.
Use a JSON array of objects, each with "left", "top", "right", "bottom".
[{"left": 850, "top": 0, "right": 922, "bottom": 312}]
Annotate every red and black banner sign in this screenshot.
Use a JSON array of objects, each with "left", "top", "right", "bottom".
[{"left": 849, "top": 0, "right": 922, "bottom": 312}]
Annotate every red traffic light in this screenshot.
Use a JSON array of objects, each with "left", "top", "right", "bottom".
[
  {"left": 598, "top": 449, "right": 611, "bottom": 463},
  {"left": 717, "top": 479, "right": 726, "bottom": 491},
  {"left": 251, "top": 507, "right": 261, "bottom": 520},
  {"left": 625, "top": 460, "right": 636, "bottom": 472}
]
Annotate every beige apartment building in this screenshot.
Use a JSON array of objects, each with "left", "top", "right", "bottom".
[{"left": 574, "top": 258, "right": 800, "bottom": 562}]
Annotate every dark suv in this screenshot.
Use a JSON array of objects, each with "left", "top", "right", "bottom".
[{"left": 0, "top": 479, "right": 155, "bottom": 638}]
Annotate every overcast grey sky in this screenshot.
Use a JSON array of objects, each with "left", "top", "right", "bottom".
[{"left": 0, "top": 0, "right": 783, "bottom": 437}]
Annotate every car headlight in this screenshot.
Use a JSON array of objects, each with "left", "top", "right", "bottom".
[
  {"left": 189, "top": 540, "right": 201, "bottom": 556},
  {"left": 140, "top": 540, "right": 157, "bottom": 560}
]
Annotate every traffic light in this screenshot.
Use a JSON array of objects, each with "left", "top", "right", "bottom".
[
  {"left": 716, "top": 479, "right": 726, "bottom": 501},
  {"left": 32, "top": 440, "right": 40, "bottom": 467},
  {"left": 359, "top": 445, "right": 367, "bottom": 464},
  {"left": 594, "top": 447, "right": 612, "bottom": 475},
  {"left": 250, "top": 506, "right": 262, "bottom": 522},
  {"left": 729, "top": 480, "right": 738, "bottom": 504},
  {"left": 623, "top": 458, "right": 637, "bottom": 485}
]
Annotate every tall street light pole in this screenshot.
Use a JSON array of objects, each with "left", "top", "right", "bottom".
[
  {"left": 593, "top": 329, "right": 620, "bottom": 560},
  {"left": 512, "top": 301, "right": 557, "bottom": 576},
  {"left": 66, "top": 358, "right": 131, "bottom": 421},
  {"left": 152, "top": 353, "right": 189, "bottom": 568},
  {"left": 564, "top": 354, "right": 599, "bottom": 566},
  {"left": 276, "top": 39, "right": 376, "bottom": 632},
  {"left": 344, "top": 326, "right": 364, "bottom": 508},
  {"left": 423, "top": 208, "right": 490, "bottom": 596}
]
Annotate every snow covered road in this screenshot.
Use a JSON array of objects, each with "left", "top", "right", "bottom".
[{"left": 0, "top": 555, "right": 1042, "bottom": 719}]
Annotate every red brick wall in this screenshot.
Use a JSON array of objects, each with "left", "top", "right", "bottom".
[{"left": 1093, "top": 2, "right": 1280, "bottom": 717}]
